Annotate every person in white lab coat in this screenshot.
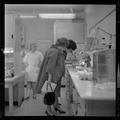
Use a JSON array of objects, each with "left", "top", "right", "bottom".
[{"left": 23, "top": 43, "right": 44, "bottom": 99}]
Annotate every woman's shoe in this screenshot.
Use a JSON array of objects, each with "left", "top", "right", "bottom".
[
  {"left": 33, "top": 96, "right": 36, "bottom": 99},
  {"left": 55, "top": 107, "right": 66, "bottom": 114},
  {"left": 45, "top": 110, "right": 56, "bottom": 116},
  {"left": 58, "top": 103, "right": 61, "bottom": 106},
  {"left": 24, "top": 96, "right": 30, "bottom": 100},
  {"left": 45, "top": 110, "right": 52, "bottom": 116}
]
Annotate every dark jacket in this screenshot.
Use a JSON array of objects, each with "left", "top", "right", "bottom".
[{"left": 35, "top": 45, "right": 66, "bottom": 93}]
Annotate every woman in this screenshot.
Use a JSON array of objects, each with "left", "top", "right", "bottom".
[
  {"left": 23, "top": 43, "right": 44, "bottom": 99},
  {"left": 66, "top": 39, "right": 77, "bottom": 59},
  {"left": 35, "top": 38, "right": 69, "bottom": 116}
]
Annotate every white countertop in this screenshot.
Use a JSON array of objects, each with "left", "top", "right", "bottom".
[
  {"left": 67, "top": 67, "right": 116, "bottom": 100},
  {"left": 5, "top": 71, "right": 26, "bottom": 83}
]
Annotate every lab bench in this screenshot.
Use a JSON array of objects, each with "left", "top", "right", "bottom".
[
  {"left": 65, "top": 66, "right": 116, "bottom": 116},
  {"left": 5, "top": 71, "right": 26, "bottom": 114}
]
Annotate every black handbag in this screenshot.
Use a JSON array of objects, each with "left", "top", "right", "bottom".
[{"left": 43, "top": 82, "right": 55, "bottom": 105}]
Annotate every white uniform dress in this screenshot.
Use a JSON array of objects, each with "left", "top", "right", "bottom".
[{"left": 23, "top": 51, "right": 43, "bottom": 82}]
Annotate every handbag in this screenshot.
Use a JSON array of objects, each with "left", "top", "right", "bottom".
[
  {"left": 43, "top": 82, "right": 55, "bottom": 105},
  {"left": 42, "top": 81, "right": 57, "bottom": 93}
]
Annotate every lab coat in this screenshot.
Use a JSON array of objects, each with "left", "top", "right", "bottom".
[{"left": 23, "top": 51, "right": 43, "bottom": 82}]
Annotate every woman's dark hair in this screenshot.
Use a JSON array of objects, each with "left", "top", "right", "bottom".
[
  {"left": 55, "top": 37, "right": 69, "bottom": 47},
  {"left": 67, "top": 40, "right": 77, "bottom": 51}
]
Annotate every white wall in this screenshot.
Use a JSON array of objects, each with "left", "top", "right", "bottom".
[
  {"left": 5, "top": 14, "right": 15, "bottom": 48},
  {"left": 54, "top": 20, "right": 86, "bottom": 53},
  {"left": 54, "top": 20, "right": 85, "bottom": 43},
  {"left": 85, "top": 5, "right": 116, "bottom": 37},
  {"left": 21, "top": 18, "right": 54, "bottom": 49}
]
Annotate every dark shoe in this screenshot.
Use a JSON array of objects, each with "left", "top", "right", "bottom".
[
  {"left": 45, "top": 110, "right": 55, "bottom": 116},
  {"left": 55, "top": 107, "right": 66, "bottom": 114},
  {"left": 33, "top": 96, "right": 36, "bottom": 99},
  {"left": 61, "top": 85, "right": 66, "bottom": 88},
  {"left": 24, "top": 96, "right": 30, "bottom": 100},
  {"left": 58, "top": 103, "right": 61, "bottom": 106}
]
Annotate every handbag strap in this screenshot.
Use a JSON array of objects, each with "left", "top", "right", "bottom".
[{"left": 46, "top": 82, "right": 54, "bottom": 92}]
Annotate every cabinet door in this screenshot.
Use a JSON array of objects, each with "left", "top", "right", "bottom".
[
  {"left": 106, "top": 49, "right": 116, "bottom": 82},
  {"left": 93, "top": 53, "right": 98, "bottom": 80},
  {"left": 93, "top": 50, "right": 115, "bottom": 83},
  {"left": 5, "top": 14, "right": 15, "bottom": 48}
]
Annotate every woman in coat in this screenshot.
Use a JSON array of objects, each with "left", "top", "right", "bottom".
[{"left": 35, "top": 37, "right": 69, "bottom": 116}]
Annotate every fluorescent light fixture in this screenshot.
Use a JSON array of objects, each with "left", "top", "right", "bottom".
[
  {"left": 39, "top": 13, "right": 76, "bottom": 19},
  {"left": 19, "top": 15, "right": 37, "bottom": 19}
]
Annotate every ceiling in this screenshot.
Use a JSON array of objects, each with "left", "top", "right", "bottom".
[{"left": 5, "top": 4, "right": 86, "bottom": 14}]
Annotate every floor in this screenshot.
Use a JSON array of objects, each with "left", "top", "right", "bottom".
[{"left": 5, "top": 78, "right": 72, "bottom": 116}]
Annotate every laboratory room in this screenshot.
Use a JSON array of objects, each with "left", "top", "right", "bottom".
[{"left": 4, "top": 4, "right": 116, "bottom": 116}]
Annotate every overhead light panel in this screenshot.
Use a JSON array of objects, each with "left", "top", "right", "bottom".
[
  {"left": 19, "top": 15, "right": 37, "bottom": 19},
  {"left": 38, "top": 13, "right": 76, "bottom": 19}
]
